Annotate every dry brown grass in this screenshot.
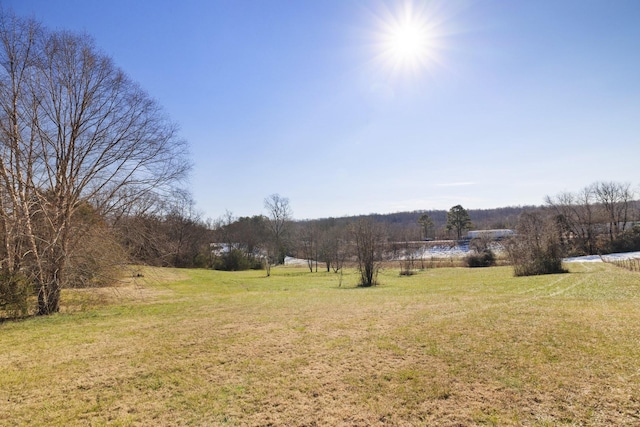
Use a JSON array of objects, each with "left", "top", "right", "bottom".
[
  {"left": 59, "top": 266, "right": 188, "bottom": 313},
  {"left": 1, "top": 263, "right": 639, "bottom": 425}
]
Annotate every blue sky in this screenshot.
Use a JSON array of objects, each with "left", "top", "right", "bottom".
[{"left": 5, "top": 0, "right": 639, "bottom": 220}]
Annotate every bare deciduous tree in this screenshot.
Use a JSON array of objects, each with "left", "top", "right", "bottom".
[
  {"left": 545, "top": 185, "right": 598, "bottom": 255},
  {"left": 297, "top": 221, "right": 318, "bottom": 272},
  {"left": 506, "top": 210, "right": 566, "bottom": 276},
  {"left": 321, "top": 225, "right": 347, "bottom": 273},
  {"left": 546, "top": 181, "right": 637, "bottom": 254},
  {"left": 351, "top": 218, "right": 386, "bottom": 287},
  {"left": 396, "top": 237, "right": 417, "bottom": 276},
  {"left": 0, "top": 12, "right": 189, "bottom": 315},
  {"left": 264, "top": 193, "right": 292, "bottom": 265},
  {"left": 593, "top": 181, "right": 634, "bottom": 244}
]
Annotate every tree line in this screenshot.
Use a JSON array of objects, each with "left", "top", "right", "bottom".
[
  {"left": 211, "top": 182, "right": 640, "bottom": 283},
  {"left": 545, "top": 181, "right": 639, "bottom": 255},
  {"left": 212, "top": 201, "right": 478, "bottom": 286},
  {"left": 505, "top": 181, "right": 640, "bottom": 276}
]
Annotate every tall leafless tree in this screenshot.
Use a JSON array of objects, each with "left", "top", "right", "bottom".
[
  {"left": 351, "top": 218, "right": 386, "bottom": 286},
  {"left": 546, "top": 182, "right": 637, "bottom": 254},
  {"left": 593, "top": 181, "right": 634, "bottom": 244},
  {"left": 264, "top": 193, "right": 292, "bottom": 265},
  {"left": 0, "top": 12, "right": 189, "bottom": 315},
  {"left": 545, "top": 185, "right": 598, "bottom": 255},
  {"left": 297, "top": 221, "right": 318, "bottom": 272}
]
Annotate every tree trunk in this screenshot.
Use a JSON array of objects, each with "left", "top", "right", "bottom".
[{"left": 37, "top": 278, "right": 61, "bottom": 315}]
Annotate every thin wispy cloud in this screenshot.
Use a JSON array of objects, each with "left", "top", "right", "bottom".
[{"left": 435, "top": 182, "right": 475, "bottom": 187}]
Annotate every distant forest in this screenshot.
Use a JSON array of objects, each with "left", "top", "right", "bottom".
[{"left": 303, "top": 205, "right": 537, "bottom": 242}]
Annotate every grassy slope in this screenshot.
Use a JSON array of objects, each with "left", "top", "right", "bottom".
[{"left": 1, "top": 264, "right": 639, "bottom": 426}]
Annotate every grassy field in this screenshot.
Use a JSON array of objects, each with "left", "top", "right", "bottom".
[{"left": 1, "top": 263, "right": 640, "bottom": 426}]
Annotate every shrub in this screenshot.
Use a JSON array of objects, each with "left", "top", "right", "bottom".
[
  {"left": 465, "top": 250, "right": 496, "bottom": 268},
  {"left": 0, "top": 272, "right": 31, "bottom": 318},
  {"left": 508, "top": 241, "right": 566, "bottom": 276},
  {"left": 213, "top": 249, "right": 263, "bottom": 271},
  {"left": 506, "top": 211, "right": 567, "bottom": 277},
  {"left": 399, "top": 268, "right": 416, "bottom": 276},
  {"left": 67, "top": 227, "right": 127, "bottom": 288},
  {"left": 609, "top": 225, "right": 640, "bottom": 253}
]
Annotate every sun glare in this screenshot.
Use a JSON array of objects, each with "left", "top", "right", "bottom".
[
  {"left": 387, "top": 21, "right": 430, "bottom": 64},
  {"left": 372, "top": 1, "right": 446, "bottom": 76}
]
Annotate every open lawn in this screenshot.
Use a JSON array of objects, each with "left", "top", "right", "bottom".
[{"left": 1, "top": 263, "right": 640, "bottom": 426}]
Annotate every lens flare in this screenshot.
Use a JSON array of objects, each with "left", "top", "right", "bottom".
[{"left": 371, "top": 1, "right": 448, "bottom": 77}]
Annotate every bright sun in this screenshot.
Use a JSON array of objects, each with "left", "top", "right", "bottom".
[
  {"left": 387, "top": 22, "right": 429, "bottom": 62},
  {"left": 374, "top": 2, "right": 444, "bottom": 75}
]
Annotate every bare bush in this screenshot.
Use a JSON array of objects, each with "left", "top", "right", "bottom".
[
  {"left": 465, "top": 250, "right": 496, "bottom": 268},
  {"left": 506, "top": 211, "right": 567, "bottom": 276},
  {"left": 351, "top": 218, "right": 386, "bottom": 286},
  {"left": 465, "top": 233, "right": 497, "bottom": 268}
]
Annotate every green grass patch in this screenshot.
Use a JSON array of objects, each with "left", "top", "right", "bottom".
[{"left": 1, "top": 263, "right": 639, "bottom": 425}]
